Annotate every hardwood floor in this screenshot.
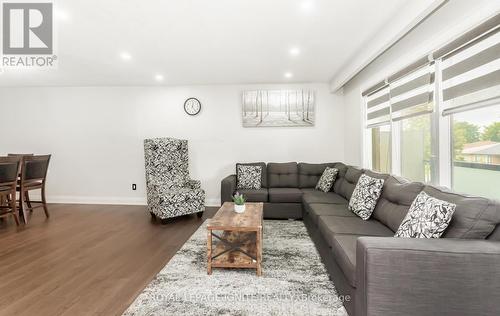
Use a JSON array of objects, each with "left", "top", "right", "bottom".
[{"left": 0, "top": 204, "right": 218, "bottom": 316}]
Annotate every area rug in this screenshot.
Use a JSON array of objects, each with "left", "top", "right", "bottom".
[{"left": 123, "top": 220, "right": 348, "bottom": 316}]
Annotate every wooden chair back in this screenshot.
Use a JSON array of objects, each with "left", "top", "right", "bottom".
[
  {"left": 21, "top": 155, "right": 51, "bottom": 183},
  {"left": 0, "top": 156, "right": 21, "bottom": 192}
]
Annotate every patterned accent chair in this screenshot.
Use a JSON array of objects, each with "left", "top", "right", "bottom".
[{"left": 144, "top": 137, "right": 205, "bottom": 222}]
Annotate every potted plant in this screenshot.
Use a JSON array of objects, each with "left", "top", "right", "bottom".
[{"left": 232, "top": 192, "right": 246, "bottom": 213}]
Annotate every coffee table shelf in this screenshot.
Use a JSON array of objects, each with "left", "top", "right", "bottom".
[{"left": 207, "top": 202, "right": 263, "bottom": 276}]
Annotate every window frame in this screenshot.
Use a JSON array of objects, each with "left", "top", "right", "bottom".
[
  {"left": 363, "top": 62, "right": 440, "bottom": 184},
  {"left": 364, "top": 58, "right": 499, "bottom": 191}
]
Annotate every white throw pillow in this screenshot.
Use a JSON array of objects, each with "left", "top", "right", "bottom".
[
  {"left": 348, "top": 174, "right": 385, "bottom": 220},
  {"left": 236, "top": 165, "right": 262, "bottom": 190},
  {"left": 395, "top": 191, "right": 456, "bottom": 238},
  {"left": 315, "top": 167, "right": 338, "bottom": 192}
]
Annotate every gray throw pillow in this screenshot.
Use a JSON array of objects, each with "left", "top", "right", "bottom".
[
  {"left": 315, "top": 167, "right": 338, "bottom": 192},
  {"left": 395, "top": 191, "right": 456, "bottom": 238},
  {"left": 237, "top": 165, "right": 262, "bottom": 190},
  {"left": 348, "top": 174, "right": 384, "bottom": 220}
]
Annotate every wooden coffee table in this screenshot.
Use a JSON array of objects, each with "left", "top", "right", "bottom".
[{"left": 207, "top": 202, "right": 263, "bottom": 276}]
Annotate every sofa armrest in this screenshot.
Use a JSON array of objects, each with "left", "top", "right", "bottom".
[
  {"left": 221, "top": 174, "right": 237, "bottom": 205},
  {"left": 356, "top": 237, "right": 500, "bottom": 316}
]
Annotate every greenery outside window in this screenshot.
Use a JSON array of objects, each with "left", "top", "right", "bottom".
[{"left": 451, "top": 104, "right": 500, "bottom": 199}]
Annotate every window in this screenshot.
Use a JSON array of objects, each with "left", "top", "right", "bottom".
[
  {"left": 400, "top": 114, "right": 435, "bottom": 183},
  {"left": 365, "top": 85, "right": 391, "bottom": 173},
  {"left": 451, "top": 104, "right": 500, "bottom": 199},
  {"left": 361, "top": 18, "right": 500, "bottom": 199},
  {"left": 371, "top": 125, "right": 391, "bottom": 173}
]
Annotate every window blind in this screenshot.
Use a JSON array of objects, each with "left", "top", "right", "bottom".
[
  {"left": 441, "top": 29, "right": 500, "bottom": 110},
  {"left": 389, "top": 63, "right": 435, "bottom": 121},
  {"left": 365, "top": 85, "right": 390, "bottom": 128},
  {"left": 362, "top": 13, "right": 500, "bottom": 99}
]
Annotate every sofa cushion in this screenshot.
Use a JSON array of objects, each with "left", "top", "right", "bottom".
[
  {"left": 301, "top": 189, "right": 348, "bottom": 204},
  {"left": 236, "top": 162, "right": 267, "bottom": 188},
  {"left": 334, "top": 166, "right": 363, "bottom": 200},
  {"left": 236, "top": 165, "right": 262, "bottom": 190},
  {"left": 364, "top": 169, "right": 390, "bottom": 180},
  {"left": 267, "top": 162, "right": 298, "bottom": 188},
  {"left": 372, "top": 175, "right": 425, "bottom": 232},
  {"left": 348, "top": 174, "right": 385, "bottom": 220},
  {"left": 315, "top": 167, "right": 339, "bottom": 192},
  {"left": 424, "top": 186, "right": 500, "bottom": 239},
  {"left": 308, "top": 203, "right": 356, "bottom": 225},
  {"left": 487, "top": 225, "right": 500, "bottom": 241},
  {"left": 332, "top": 162, "right": 349, "bottom": 192},
  {"left": 318, "top": 216, "right": 394, "bottom": 247},
  {"left": 298, "top": 163, "right": 337, "bottom": 188},
  {"left": 331, "top": 234, "right": 361, "bottom": 287},
  {"left": 395, "top": 191, "right": 456, "bottom": 238},
  {"left": 237, "top": 188, "right": 268, "bottom": 202},
  {"left": 268, "top": 188, "right": 303, "bottom": 203}
]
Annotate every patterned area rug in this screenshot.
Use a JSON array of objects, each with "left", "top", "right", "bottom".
[{"left": 123, "top": 220, "right": 347, "bottom": 316}]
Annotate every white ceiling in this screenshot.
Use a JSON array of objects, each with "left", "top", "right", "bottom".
[{"left": 0, "top": 0, "right": 429, "bottom": 87}]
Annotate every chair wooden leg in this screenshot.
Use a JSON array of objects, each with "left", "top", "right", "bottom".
[
  {"left": 41, "top": 187, "right": 49, "bottom": 218},
  {"left": 25, "top": 191, "right": 33, "bottom": 212},
  {"left": 0, "top": 195, "right": 4, "bottom": 224},
  {"left": 11, "top": 194, "right": 20, "bottom": 226},
  {"left": 19, "top": 190, "right": 28, "bottom": 224}
]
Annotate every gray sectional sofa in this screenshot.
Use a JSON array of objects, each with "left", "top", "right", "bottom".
[{"left": 221, "top": 162, "right": 500, "bottom": 316}]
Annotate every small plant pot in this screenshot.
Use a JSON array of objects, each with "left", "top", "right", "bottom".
[{"left": 234, "top": 204, "right": 246, "bottom": 214}]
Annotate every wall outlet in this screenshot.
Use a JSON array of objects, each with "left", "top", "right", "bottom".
[{"left": 132, "top": 184, "right": 137, "bottom": 191}]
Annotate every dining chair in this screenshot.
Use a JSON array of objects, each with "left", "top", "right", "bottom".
[
  {"left": 18, "top": 155, "right": 51, "bottom": 224},
  {"left": 8, "top": 153, "right": 34, "bottom": 210},
  {"left": 0, "top": 157, "right": 22, "bottom": 226}
]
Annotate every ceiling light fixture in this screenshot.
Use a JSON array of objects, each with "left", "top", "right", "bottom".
[
  {"left": 289, "top": 47, "right": 300, "bottom": 56},
  {"left": 300, "top": 0, "right": 315, "bottom": 12},
  {"left": 55, "top": 8, "right": 70, "bottom": 21},
  {"left": 284, "top": 72, "right": 293, "bottom": 79},
  {"left": 155, "top": 74, "right": 164, "bottom": 82},
  {"left": 120, "top": 52, "right": 132, "bottom": 61}
]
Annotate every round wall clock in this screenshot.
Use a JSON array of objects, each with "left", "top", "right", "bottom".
[{"left": 184, "top": 98, "right": 202, "bottom": 116}]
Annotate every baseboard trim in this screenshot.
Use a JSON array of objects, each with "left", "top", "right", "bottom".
[
  {"left": 32, "top": 195, "right": 221, "bottom": 207},
  {"left": 45, "top": 195, "right": 147, "bottom": 205},
  {"left": 205, "top": 198, "right": 220, "bottom": 207}
]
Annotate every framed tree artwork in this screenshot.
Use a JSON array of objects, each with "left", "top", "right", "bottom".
[{"left": 242, "top": 89, "right": 315, "bottom": 127}]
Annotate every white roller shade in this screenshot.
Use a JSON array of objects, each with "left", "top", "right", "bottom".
[
  {"left": 441, "top": 30, "right": 500, "bottom": 111},
  {"left": 389, "top": 63, "right": 435, "bottom": 121},
  {"left": 366, "top": 86, "right": 390, "bottom": 128}
]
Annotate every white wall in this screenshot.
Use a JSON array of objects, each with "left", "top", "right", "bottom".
[
  {"left": 341, "top": 0, "right": 499, "bottom": 166},
  {"left": 0, "top": 83, "right": 344, "bottom": 205}
]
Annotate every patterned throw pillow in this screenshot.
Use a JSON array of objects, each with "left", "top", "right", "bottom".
[
  {"left": 237, "top": 165, "right": 262, "bottom": 190},
  {"left": 348, "top": 174, "right": 385, "bottom": 220},
  {"left": 395, "top": 191, "right": 456, "bottom": 238},
  {"left": 315, "top": 167, "right": 339, "bottom": 192}
]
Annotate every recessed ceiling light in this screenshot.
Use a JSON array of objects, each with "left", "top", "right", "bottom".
[
  {"left": 55, "top": 8, "right": 70, "bottom": 21},
  {"left": 289, "top": 47, "right": 300, "bottom": 56},
  {"left": 284, "top": 72, "right": 293, "bottom": 79},
  {"left": 119, "top": 52, "right": 132, "bottom": 61},
  {"left": 300, "top": 0, "right": 315, "bottom": 12},
  {"left": 155, "top": 74, "right": 164, "bottom": 82}
]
